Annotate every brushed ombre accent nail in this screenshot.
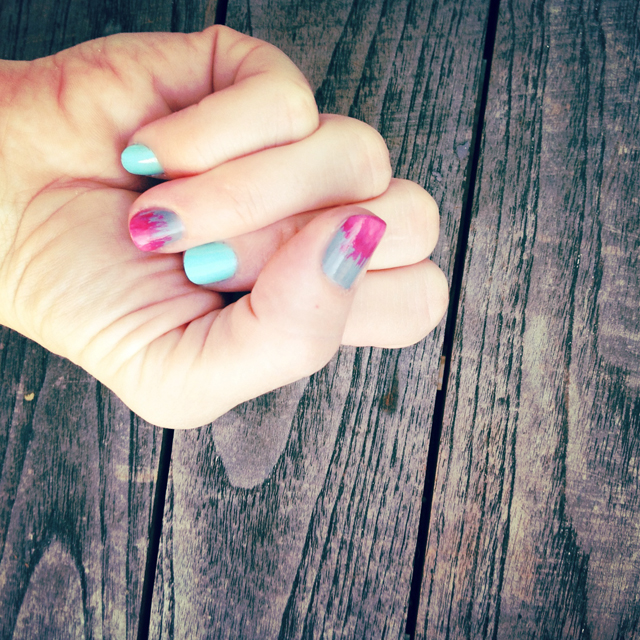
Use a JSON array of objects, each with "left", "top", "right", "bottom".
[
  {"left": 121, "top": 144, "right": 163, "bottom": 176},
  {"left": 322, "top": 214, "right": 386, "bottom": 289},
  {"left": 129, "top": 209, "right": 184, "bottom": 251},
  {"left": 184, "top": 243, "right": 238, "bottom": 285}
]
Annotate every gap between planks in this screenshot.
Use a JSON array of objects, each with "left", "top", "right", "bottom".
[{"left": 404, "top": 0, "right": 502, "bottom": 636}]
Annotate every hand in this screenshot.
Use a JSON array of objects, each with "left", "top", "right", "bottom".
[{"left": 0, "top": 26, "right": 448, "bottom": 429}]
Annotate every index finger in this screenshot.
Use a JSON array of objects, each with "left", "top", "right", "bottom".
[{"left": 119, "top": 25, "right": 319, "bottom": 177}]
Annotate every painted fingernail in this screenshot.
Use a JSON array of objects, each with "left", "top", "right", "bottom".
[
  {"left": 322, "top": 214, "right": 386, "bottom": 289},
  {"left": 183, "top": 243, "right": 238, "bottom": 285},
  {"left": 121, "top": 144, "right": 163, "bottom": 176},
  {"left": 129, "top": 209, "right": 184, "bottom": 251}
]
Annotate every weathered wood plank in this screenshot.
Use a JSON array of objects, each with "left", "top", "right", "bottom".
[
  {"left": 0, "top": 0, "right": 213, "bottom": 60},
  {"left": 0, "top": 1, "right": 212, "bottom": 637},
  {"left": 418, "top": 0, "right": 640, "bottom": 637},
  {"left": 151, "top": 0, "right": 491, "bottom": 637},
  {"left": 0, "top": 335, "right": 162, "bottom": 639}
]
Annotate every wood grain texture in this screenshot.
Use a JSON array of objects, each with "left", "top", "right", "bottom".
[
  {"left": 418, "top": 0, "right": 640, "bottom": 637},
  {"left": 150, "top": 0, "right": 491, "bottom": 637},
  {"left": 0, "top": 1, "right": 213, "bottom": 637},
  {"left": 0, "top": 333, "right": 162, "bottom": 639},
  {"left": 0, "top": 0, "right": 215, "bottom": 60}
]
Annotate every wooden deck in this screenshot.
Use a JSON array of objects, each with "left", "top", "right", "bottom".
[{"left": 1, "top": 0, "right": 639, "bottom": 638}]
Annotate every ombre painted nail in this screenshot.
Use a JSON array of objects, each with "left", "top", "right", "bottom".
[
  {"left": 322, "top": 214, "right": 386, "bottom": 289},
  {"left": 183, "top": 243, "right": 238, "bottom": 285},
  {"left": 129, "top": 209, "right": 184, "bottom": 251},
  {"left": 121, "top": 144, "right": 163, "bottom": 176}
]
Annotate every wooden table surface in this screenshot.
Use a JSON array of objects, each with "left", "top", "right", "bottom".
[{"left": 1, "top": 0, "right": 639, "bottom": 638}]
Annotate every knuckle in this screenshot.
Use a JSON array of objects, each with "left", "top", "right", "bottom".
[
  {"left": 346, "top": 120, "right": 392, "bottom": 196},
  {"left": 282, "top": 81, "right": 319, "bottom": 137},
  {"left": 402, "top": 180, "right": 440, "bottom": 258},
  {"left": 273, "top": 80, "right": 319, "bottom": 143},
  {"left": 405, "top": 180, "right": 440, "bottom": 224},
  {"left": 423, "top": 265, "right": 449, "bottom": 334},
  {"left": 402, "top": 264, "right": 449, "bottom": 344}
]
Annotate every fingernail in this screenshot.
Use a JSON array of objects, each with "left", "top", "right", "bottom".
[
  {"left": 121, "top": 144, "right": 163, "bottom": 176},
  {"left": 129, "top": 209, "right": 184, "bottom": 251},
  {"left": 183, "top": 243, "right": 238, "bottom": 285},
  {"left": 322, "top": 214, "right": 386, "bottom": 289}
]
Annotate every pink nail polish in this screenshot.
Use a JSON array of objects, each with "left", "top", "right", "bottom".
[
  {"left": 322, "top": 214, "right": 386, "bottom": 289},
  {"left": 129, "top": 209, "right": 184, "bottom": 251}
]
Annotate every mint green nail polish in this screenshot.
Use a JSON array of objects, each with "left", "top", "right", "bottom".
[
  {"left": 121, "top": 144, "right": 163, "bottom": 176},
  {"left": 184, "top": 243, "right": 238, "bottom": 285}
]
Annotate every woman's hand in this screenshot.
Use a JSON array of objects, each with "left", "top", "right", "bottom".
[{"left": 0, "top": 26, "right": 448, "bottom": 429}]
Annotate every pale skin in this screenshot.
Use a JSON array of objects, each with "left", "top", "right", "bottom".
[{"left": 0, "top": 25, "right": 448, "bottom": 429}]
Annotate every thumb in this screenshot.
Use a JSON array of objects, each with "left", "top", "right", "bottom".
[
  {"left": 136, "top": 207, "right": 385, "bottom": 429},
  {"left": 208, "top": 208, "right": 386, "bottom": 408}
]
